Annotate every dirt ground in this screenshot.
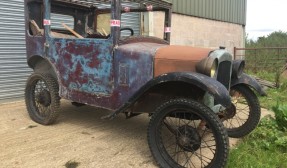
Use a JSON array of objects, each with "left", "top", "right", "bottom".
[{"left": 0, "top": 101, "right": 272, "bottom": 168}]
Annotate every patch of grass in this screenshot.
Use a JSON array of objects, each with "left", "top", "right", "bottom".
[
  {"left": 247, "top": 70, "right": 279, "bottom": 82},
  {"left": 65, "top": 160, "right": 80, "bottom": 168},
  {"left": 228, "top": 142, "right": 287, "bottom": 168},
  {"left": 246, "top": 71, "right": 287, "bottom": 110},
  {"left": 246, "top": 70, "right": 287, "bottom": 109},
  {"left": 227, "top": 105, "right": 287, "bottom": 168},
  {"left": 259, "top": 88, "right": 287, "bottom": 110},
  {"left": 258, "top": 78, "right": 287, "bottom": 109}
]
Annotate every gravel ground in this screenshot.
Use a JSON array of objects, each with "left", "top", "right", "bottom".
[{"left": 0, "top": 100, "right": 272, "bottom": 168}]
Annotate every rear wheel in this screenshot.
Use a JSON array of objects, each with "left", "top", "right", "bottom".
[
  {"left": 25, "top": 73, "right": 60, "bottom": 125},
  {"left": 148, "top": 98, "right": 229, "bottom": 168},
  {"left": 220, "top": 85, "right": 261, "bottom": 138}
]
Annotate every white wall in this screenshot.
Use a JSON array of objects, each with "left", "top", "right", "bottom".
[{"left": 149, "top": 12, "right": 245, "bottom": 56}]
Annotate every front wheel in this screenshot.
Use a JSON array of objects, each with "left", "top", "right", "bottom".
[
  {"left": 220, "top": 85, "right": 261, "bottom": 138},
  {"left": 148, "top": 98, "right": 229, "bottom": 168},
  {"left": 25, "top": 73, "right": 60, "bottom": 125}
]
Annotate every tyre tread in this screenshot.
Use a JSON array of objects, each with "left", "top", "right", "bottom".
[
  {"left": 147, "top": 98, "right": 229, "bottom": 168},
  {"left": 25, "top": 73, "right": 60, "bottom": 125},
  {"left": 227, "top": 85, "right": 261, "bottom": 138}
]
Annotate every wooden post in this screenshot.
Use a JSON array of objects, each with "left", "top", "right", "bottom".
[{"left": 62, "top": 23, "right": 84, "bottom": 38}]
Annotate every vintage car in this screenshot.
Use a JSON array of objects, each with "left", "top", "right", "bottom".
[{"left": 24, "top": 0, "right": 266, "bottom": 167}]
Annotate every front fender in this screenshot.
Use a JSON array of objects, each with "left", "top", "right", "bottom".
[
  {"left": 102, "top": 72, "right": 231, "bottom": 119},
  {"left": 102, "top": 72, "right": 231, "bottom": 120},
  {"left": 231, "top": 73, "right": 267, "bottom": 96},
  {"left": 130, "top": 72, "right": 232, "bottom": 108}
]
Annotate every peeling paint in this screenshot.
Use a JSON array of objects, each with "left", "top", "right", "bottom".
[
  {"left": 49, "top": 38, "right": 114, "bottom": 95},
  {"left": 25, "top": 0, "right": 236, "bottom": 112}
]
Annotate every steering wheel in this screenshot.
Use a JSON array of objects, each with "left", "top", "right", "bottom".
[{"left": 121, "top": 27, "right": 134, "bottom": 36}]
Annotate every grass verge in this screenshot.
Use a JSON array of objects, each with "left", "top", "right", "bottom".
[
  {"left": 259, "top": 84, "right": 287, "bottom": 110},
  {"left": 227, "top": 73, "right": 287, "bottom": 167},
  {"left": 227, "top": 115, "right": 287, "bottom": 167},
  {"left": 252, "top": 71, "right": 287, "bottom": 110},
  {"left": 227, "top": 104, "right": 287, "bottom": 167}
]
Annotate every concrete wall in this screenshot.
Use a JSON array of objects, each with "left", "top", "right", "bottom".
[{"left": 150, "top": 13, "right": 245, "bottom": 56}]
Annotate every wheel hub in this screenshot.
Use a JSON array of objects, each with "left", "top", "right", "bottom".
[
  {"left": 177, "top": 125, "right": 201, "bottom": 152},
  {"left": 219, "top": 103, "right": 236, "bottom": 120},
  {"left": 36, "top": 89, "right": 51, "bottom": 107},
  {"left": 225, "top": 103, "right": 236, "bottom": 119}
]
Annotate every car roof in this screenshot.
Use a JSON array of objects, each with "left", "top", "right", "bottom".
[{"left": 51, "top": 0, "right": 172, "bottom": 9}]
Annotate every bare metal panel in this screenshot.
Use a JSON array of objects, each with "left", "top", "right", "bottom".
[{"left": 169, "top": 0, "right": 246, "bottom": 25}]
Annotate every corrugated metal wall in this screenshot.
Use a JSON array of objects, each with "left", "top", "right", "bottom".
[
  {"left": 0, "top": 0, "right": 32, "bottom": 101},
  {"left": 121, "top": 2, "right": 141, "bottom": 36},
  {"left": 169, "top": 0, "right": 247, "bottom": 25},
  {"left": 0, "top": 0, "right": 140, "bottom": 102}
]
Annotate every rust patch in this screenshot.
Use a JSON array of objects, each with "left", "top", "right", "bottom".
[{"left": 154, "top": 46, "right": 212, "bottom": 77}]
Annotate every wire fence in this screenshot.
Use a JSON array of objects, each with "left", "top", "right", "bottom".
[
  {"left": 234, "top": 47, "right": 287, "bottom": 86},
  {"left": 234, "top": 47, "right": 287, "bottom": 72}
]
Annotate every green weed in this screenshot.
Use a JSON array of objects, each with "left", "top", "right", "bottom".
[
  {"left": 257, "top": 77, "right": 287, "bottom": 110},
  {"left": 273, "top": 104, "right": 287, "bottom": 130},
  {"left": 227, "top": 105, "right": 287, "bottom": 168}
]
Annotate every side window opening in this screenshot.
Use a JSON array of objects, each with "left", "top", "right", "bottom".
[
  {"left": 94, "top": 13, "right": 111, "bottom": 37},
  {"left": 28, "top": 1, "right": 114, "bottom": 40},
  {"left": 29, "top": 14, "right": 76, "bottom": 39},
  {"left": 51, "top": 13, "right": 74, "bottom": 31},
  {"left": 29, "top": 20, "right": 43, "bottom": 36},
  {"left": 28, "top": 2, "right": 43, "bottom": 36},
  {"left": 85, "top": 10, "right": 111, "bottom": 39},
  {"left": 50, "top": 13, "right": 77, "bottom": 38}
]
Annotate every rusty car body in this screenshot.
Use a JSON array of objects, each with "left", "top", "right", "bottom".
[{"left": 24, "top": 0, "right": 265, "bottom": 167}]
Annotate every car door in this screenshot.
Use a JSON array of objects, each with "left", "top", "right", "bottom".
[{"left": 47, "top": 13, "right": 114, "bottom": 97}]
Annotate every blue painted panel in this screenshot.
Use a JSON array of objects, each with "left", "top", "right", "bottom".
[
  {"left": 114, "top": 42, "right": 167, "bottom": 104},
  {"left": 48, "top": 38, "right": 114, "bottom": 95}
]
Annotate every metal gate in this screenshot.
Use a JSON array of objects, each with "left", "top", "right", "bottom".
[{"left": 0, "top": 0, "right": 141, "bottom": 102}]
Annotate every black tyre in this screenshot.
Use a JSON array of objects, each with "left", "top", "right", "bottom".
[
  {"left": 221, "top": 85, "right": 261, "bottom": 138},
  {"left": 148, "top": 98, "right": 229, "bottom": 168},
  {"left": 25, "top": 73, "right": 60, "bottom": 125}
]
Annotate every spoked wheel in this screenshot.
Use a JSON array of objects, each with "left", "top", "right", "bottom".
[
  {"left": 148, "top": 99, "right": 229, "bottom": 168},
  {"left": 220, "top": 85, "right": 261, "bottom": 138},
  {"left": 25, "top": 73, "right": 60, "bottom": 125}
]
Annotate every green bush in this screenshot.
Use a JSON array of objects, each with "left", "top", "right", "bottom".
[
  {"left": 272, "top": 104, "right": 287, "bottom": 130},
  {"left": 248, "top": 116, "right": 287, "bottom": 151},
  {"left": 227, "top": 105, "right": 287, "bottom": 167}
]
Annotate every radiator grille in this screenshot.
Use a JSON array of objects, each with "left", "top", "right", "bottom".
[{"left": 217, "top": 61, "right": 231, "bottom": 89}]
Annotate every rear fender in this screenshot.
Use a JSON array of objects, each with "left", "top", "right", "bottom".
[
  {"left": 231, "top": 73, "right": 267, "bottom": 96},
  {"left": 28, "top": 55, "right": 59, "bottom": 83}
]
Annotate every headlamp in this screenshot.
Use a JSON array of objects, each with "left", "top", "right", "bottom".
[
  {"left": 196, "top": 57, "right": 218, "bottom": 78},
  {"left": 210, "top": 61, "right": 218, "bottom": 78}
]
